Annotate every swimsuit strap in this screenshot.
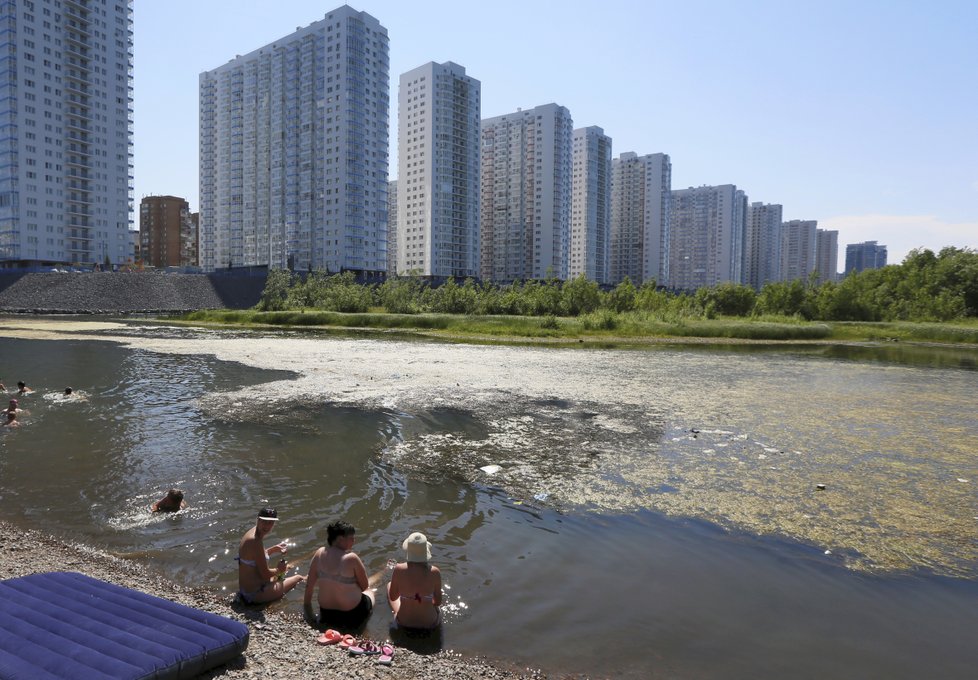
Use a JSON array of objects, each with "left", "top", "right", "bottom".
[
  {"left": 317, "top": 566, "right": 358, "bottom": 585},
  {"left": 399, "top": 592, "right": 435, "bottom": 603},
  {"left": 235, "top": 556, "right": 257, "bottom": 567}
]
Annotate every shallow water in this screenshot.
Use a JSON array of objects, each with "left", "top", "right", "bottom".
[{"left": 0, "top": 318, "right": 976, "bottom": 678}]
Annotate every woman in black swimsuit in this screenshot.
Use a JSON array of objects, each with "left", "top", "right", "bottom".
[{"left": 304, "top": 520, "right": 379, "bottom": 628}]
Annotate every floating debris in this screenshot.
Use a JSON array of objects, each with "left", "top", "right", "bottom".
[{"left": 480, "top": 464, "right": 501, "bottom": 475}]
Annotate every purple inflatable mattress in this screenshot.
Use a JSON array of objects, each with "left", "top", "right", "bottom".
[{"left": 0, "top": 572, "right": 248, "bottom": 679}]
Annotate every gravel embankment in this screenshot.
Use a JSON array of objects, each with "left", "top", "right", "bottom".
[
  {"left": 0, "top": 521, "right": 550, "bottom": 680},
  {"left": 0, "top": 272, "right": 265, "bottom": 313}
]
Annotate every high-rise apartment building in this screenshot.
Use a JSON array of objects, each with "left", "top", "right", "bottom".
[
  {"left": 668, "top": 185, "right": 746, "bottom": 290},
  {"left": 780, "top": 219, "right": 817, "bottom": 282},
  {"left": 845, "top": 240, "right": 887, "bottom": 275},
  {"left": 815, "top": 228, "right": 838, "bottom": 284},
  {"left": 386, "top": 179, "right": 397, "bottom": 276},
  {"left": 139, "top": 195, "right": 193, "bottom": 268},
  {"left": 609, "top": 152, "right": 671, "bottom": 286},
  {"left": 0, "top": 0, "right": 134, "bottom": 268},
  {"left": 199, "top": 6, "right": 389, "bottom": 275},
  {"left": 569, "top": 127, "right": 611, "bottom": 283},
  {"left": 480, "top": 103, "right": 572, "bottom": 282},
  {"left": 743, "top": 202, "right": 783, "bottom": 290},
  {"left": 188, "top": 212, "right": 199, "bottom": 267},
  {"left": 397, "top": 61, "right": 480, "bottom": 278}
]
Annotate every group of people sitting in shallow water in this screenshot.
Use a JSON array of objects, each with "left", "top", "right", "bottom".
[{"left": 236, "top": 507, "right": 442, "bottom": 632}]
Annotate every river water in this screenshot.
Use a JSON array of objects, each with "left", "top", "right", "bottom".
[{"left": 0, "top": 318, "right": 976, "bottom": 679}]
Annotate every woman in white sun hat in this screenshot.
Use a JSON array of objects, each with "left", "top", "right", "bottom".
[{"left": 387, "top": 532, "right": 442, "bottom": 629}]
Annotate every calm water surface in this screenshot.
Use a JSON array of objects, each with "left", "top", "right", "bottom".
[{"left": 0, "top": 320, "right": 976, "bottom": 679}]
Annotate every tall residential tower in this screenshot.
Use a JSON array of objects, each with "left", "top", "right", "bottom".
[
  {"left": 609, "top": 152, "right": 671, "bottom": 286},
  {"left": 569, "top": 126, "right": 611, "bottom": 283},
  {"left": 0, "top": 0, "right": 134, "bottom": 267},
  {"left": 743, "top": 202, "right": 783, "bottom": 290},
  {"left": 199, "top": 6, "right": 390, "bottom": 275},
  {"left": 815, "top": 228, "right": 838, "bottom": 284},
  {"left": 397, "top": 61, "right": 480, "bottom": 278},
  {"left": 668, "top": 185, "right": 746, "bottom": 290},
  {"left": 480, "top": 103, "right": 572, "bottom": 282},
  {"left": 781, "top": 219, "right": 817, "bottom": 282}
]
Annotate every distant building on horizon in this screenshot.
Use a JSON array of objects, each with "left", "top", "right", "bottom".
[
  {"left": 743, "top": 202, "right": 783, "bottom": 290},
  {"left": 815, "top": 228, "right": 838, "bottom": 284},
  {"left": 0, "top": 0, "right": 134, "bottom": 268},
  {"left": 569, "top": 127, "right": 612, "bottom": 283},
  {"left": 609, "top": 152, "right": 671, "bottom": 287},
  {"left": 781, "top": 219, "right": 817, "bottom": 283},
  {"left": 387, "top": 180, "right": 398, "bottom": 276},
  {"left": 668, "top": 185, "right": 745, "bottom": 290},
  {"left": 139, "top": 196, "right": 195, "bottom": 268},
  {"left": 480, "top": 103, "right": 573, "bottom": 282},
  {"left": 199, "top": 6, "right": 390, "bottom": 276},
  {"left": 397, "top": 62, "right": 480, "bottom": 278},
  {"left": 845, "top": 240, "right": 888, "bottom": 275}
]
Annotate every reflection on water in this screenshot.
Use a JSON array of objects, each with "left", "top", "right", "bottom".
[{"left": 0, "top": 321, "right": 977, "bottom": 678}]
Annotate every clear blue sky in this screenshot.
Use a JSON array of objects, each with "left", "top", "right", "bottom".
[{"left": 134, "top": 0, "right": 978, "bottom": 271}]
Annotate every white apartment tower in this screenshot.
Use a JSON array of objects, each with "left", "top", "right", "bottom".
[
  {"left": 0, "top": 0, "right": 134, "bottom": 268},
  {"left": 397, "top": 61, "right": 480, "bottom": 278},
  {"left": 569, "top": 126, "right": 611, "bottom": 283},
  {"left": 781, "top": 219, "right": 817, "bottom": 282},
  {"left": 199, "top": 6, "right": 390, "bottom": 275},
  {"left": 815, "top": 228, "right": 838, "bottom": 284},
  {"left": 669, "top": 185, "right": 747, "bottom": 290},
  {"left": 743, "top": 202, "right": 783, "bottom": 290},
  {"left": 480, "top": 103, "right": 572, "bottom": 282},
  {"left": 609, "top": 152, "right": 671, "bottom": 286}
]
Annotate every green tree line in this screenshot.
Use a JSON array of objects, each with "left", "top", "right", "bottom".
[{"left": 257, "top": 247, "right": 978, "bottom": 322}]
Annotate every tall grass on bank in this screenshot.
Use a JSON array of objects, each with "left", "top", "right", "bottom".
[{"left": 182, "top": 309, "right": 838, "bottom": 342}]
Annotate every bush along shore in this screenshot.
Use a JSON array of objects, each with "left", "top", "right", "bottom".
[
  {"left": 250, "top": 246, "right": 978, "bottom": 323},
  {"left": 178, "top": 246, "right": 978, "bottom": 345},
  {"left": 0, "top": 521, "right": 553, "bottom": 680}
]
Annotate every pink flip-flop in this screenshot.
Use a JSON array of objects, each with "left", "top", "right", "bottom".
[
  {"left": 316, "top": 629, "right": 343, "bottom": 645},
  {"left": 337, "top": 634, "right": 357, "bottom": 649},
  {"left": 377, "top": 643, "right": 394, "bottom": 665},
  {"left": 350, "top": 640, "right": 381, "bottom": 656}
]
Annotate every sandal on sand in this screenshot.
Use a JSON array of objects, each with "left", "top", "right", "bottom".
[
  {"left": 337, "top": 634, "right": 357, "bottom": 649},
  {"left": 377, "top": 644, "right": 394, "bottom": 666},
  {"left": 350, "top": 641, "right": 382, "bottom": 656},
  {"left": 316, "top": 629, "right": 343, "bottom": 645}
]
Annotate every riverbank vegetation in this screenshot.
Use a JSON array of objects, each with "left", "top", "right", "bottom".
[{"left": 184, "top": 247, "right": 978, "bottom": 344}]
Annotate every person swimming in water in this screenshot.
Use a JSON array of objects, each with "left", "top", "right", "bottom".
[
  {"left": 16, "top": 381, "right": 33, "bottom": 395},
  {"left": 4, "top": 411, "right": 21, "bottom": 428},
  {"left": 303, "top": 520, "right": 384, "bottom": 629},
  {"left": 151, "top": 488, "right": 187, "bottom": 513},
  {"left": 237, "top": 507, "right": 305, "bottom": 604},
  {"left": 387, "top": 532, "right": 442, "bottom": 630}
]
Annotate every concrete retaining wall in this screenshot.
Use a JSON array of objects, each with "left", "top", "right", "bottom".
[{"left": 0, "top": 272, "right": 267, "bottom": 314}]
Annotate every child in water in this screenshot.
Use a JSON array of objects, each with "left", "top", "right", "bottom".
[{"left": 151, "top": 488, "right": 187, "bottom": 512}]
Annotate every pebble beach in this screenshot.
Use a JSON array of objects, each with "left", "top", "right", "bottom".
[{"left": 0, "top": 521, "right": 557, "bottom": 680}]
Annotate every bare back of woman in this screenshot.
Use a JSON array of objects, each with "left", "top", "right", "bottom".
[{"left": 387, "top": 532, "right": 442, "bottom": 629}]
